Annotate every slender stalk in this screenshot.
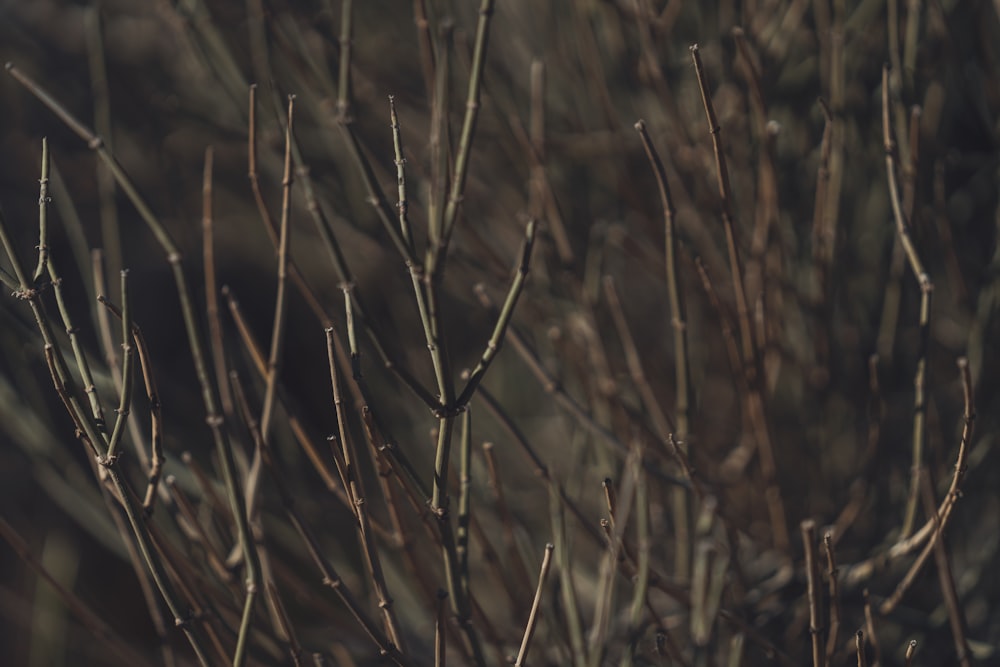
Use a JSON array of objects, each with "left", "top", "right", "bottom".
[
  {"left": 341, "top": 284, "right": 430, "bottom": 501},
  {"left": 85, "top": 7, "right": 122, "bottom": 285},
  {"left": 456, "top": 219, "right": 537, "bottom": 408},
  {"left": 823, "top": 533, "right": 841, "bottom": 665},
  {"left": 412, "top": 0, "right": 436, "bottom": 102},
  {"left": 435, "top": 590, "right": 448, "bottom": 667},
  {"left": 811, "top": 97, "right": 834, "bottom": 367},
  {"left": 4, "top": 66, "right": 261, "bottom": 654},
  {"left": 801, "top": 520, "right": 823, "bottom": 667},
  {"left": 106, "top": 464, "right": 212, "bottom": 665},
  {"left": 259, "top": 94, "right": 296, "bottom": 436},
  {"left": 388, "top": 92, "right": 451, "bottom": 412},
  {"left": 608, "top": 120, "right": 692, "bottom": 580},
  {"left": 0, "top": 184, "right": 104, "bottom": 465},
  {"left": 476, "top": 386, "right": 604, "bottom": 547},
  {"left": 632, "top": 120, "right": 688, "bottom": 441},
  {"left": 846, "top": 358, "right": 971, "bottom": 593},
  {"left": 514, "top": 543, "right": 554, "bottom": 667},
  {"left": 437, "top": 0, "right": 497, "bottom": 271},
  {"left": 103, "top": 271, "right": 133, "bottom": 465},
  {"left": 456, "top": 408, "right": 473, "bottom": 602},
  {"left": 43, "top": 206, "right": 110, "bottom": 448},
  {"left": 266, "top": 580, "right": 305, "bottom": 667},
  {"left": 223, "top": 286, "right": 357, "bottom": 514},
  {"left": 882, "top": 65, "right": 934, "bottom": 538},
  {"left": 269, "top": 86, "right": 435, "bottom": 409},
  {"left": 628, "top": 444, "right": 652, "bottom": 638},
  {"left": 332, "top": 1, "right": 412, "bottom": 263},
  {"left": 862, "top": 589, "right": 881, "bottom": 667},
  {"left": 203, "top": 143, "right": 238, "bottom": 435},
  {"left": 527, "top": 59, "right": 574, "bottom": 264},
  {"left": 689, "top": 45, "right": 787, "bottom": 550},
  {"left": 163, "top": 476, "right": 231, "bottom": 583},
  {"left": 427, "top": 18, "right": 451, "bottom": 257},
  {"left": 251, "top": 95, "right": 297, "bottom": 524},
  {"left": 856, "top": 630, "right": 867, "bottom": 667},
  {"left": 336, "top": 0, "right": 353, "bottom": 119},
  {"left": 228, "top": 372, "right": 413, "bottom": 667},
  {"left": 324, "top": 328, "right": 406, "bottom": 653},
  {"left": 17, "top": 255, "right": 211, "bottom": 666},
  {"left": 32, "top": 137, "right": 50, "bottom": 283},
  {"left": 919, "top": 472, "right": 972, "bottom": 667},
  {"left": 688, "top": 45, "right": 755, "bottom": 368},
  {"left": 549, "top": 483, "right": 587, "bottom": 667},
  {"left": 389, "top": 95, "right": 417, "bottom": 257}
]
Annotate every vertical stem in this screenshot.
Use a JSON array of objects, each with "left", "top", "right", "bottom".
[
  {"left": 823, "top": 533, "right": 841, "bottom": 664},
  {"left": 514, "top": 544, "right": 554, "bottom": 667},
  {"left": 104, "top": 270, "right": 133, "bottom": 464},
  {"left": 336, "top": 0, "right": 353, "bottom": 120},
  {"left": 634, "top": 119, "right": 692, "bottom": 578},
  {"left": 689, "top": 45, "right": 788, "bottom": 551},
  {"left": 855, "top": 630, "right": 867, "bottom": 667},
  {"left": 32, "top": 137, "right": 50, "bottom": 283},
  {"left": 882, "top": 66, "right": 933, "bottom": 538},
  {"left": 456, "top": 408, "right": 473, "bottom": 602},
  {"left": 85, "top": 7, "right": 122, "bottom": 284},
  {"left": 919, "top": 472, "right": 972, "bottom": 667},
  {"left": 324, "top": 328, "right": 406, "bottom": 653},
  {"left": 801, "top": 520, "right": 823, "bottom": 667}
]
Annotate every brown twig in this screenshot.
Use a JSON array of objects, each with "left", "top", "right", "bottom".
[
  {"left": 881, "top": 65, "right": 934, "bottom": 539},
  {"left": 862, "top": 589, "right": 881, "bottom": 667},
  {"left": 878, "top": 358, "right": 974, "bottom": 609},
  {"left": 919, "top": 471, "right": 972, "bottom": 667},
  {"left": 823, "top": 532, "right": 841, "bottom": 665},
  {"left": 802, "top": 520, "right": 824, "bottom": 667},
  {"left": 514, "top": 543, "right": 554, "bottom": 667}
]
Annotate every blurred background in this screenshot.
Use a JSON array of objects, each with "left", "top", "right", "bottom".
[{"left": 0, "top": 0, "right": 998, "bottom": 665}]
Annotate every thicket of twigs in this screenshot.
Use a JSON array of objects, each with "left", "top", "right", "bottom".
[{"left": 1, "top": 1, "right": 998, "bottom": 665}]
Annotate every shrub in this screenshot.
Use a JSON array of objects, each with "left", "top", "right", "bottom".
[{"left": 1, "top": 1, "right": 997, "bottom": 665}]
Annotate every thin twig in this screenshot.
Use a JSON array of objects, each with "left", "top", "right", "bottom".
[
  {"left": 862, "top": 589, "right": 881, "bottom": 667},
  {"left": 878, "top": 358, "right": 974, "bottom": 608},
  {"left": 801, "top": 520, "right": 823, "bottom": 667},
  {"left": 548, "top": 482, "right": 587, "bottom": 667},
  {"left": 457, "top": 219, "right": 537, "bottom": 407},
  {"left": 436, "top": 590, "right": 448, "bottom": 667},
  {"left": 32, "top": 137, "right": 50, "bottom": 283},
  {"left": 103, "top": 271, "right": 133, "bottom": 465},
  {"left": 84, "top": 7, "right": 122, "bottom": 284},
  {"left": 881, "top": 65, "right": 934, "bottom": 538},
  {"left": 823, "top": 532, "right": 841, "bottom": 665},
  {"left": 919, "top": 471, "right": 972, "bottom": 667},
  {"left": 435, "top": 0, "right": 497, "bottom": 273},
  {"left": 228, "top": 371, "right": 413, "bottom": 667},
  {"left": 514, "top": 543, "right": 555, "bottom": 667},
  {"left": 251, "top": 95, "right": 297, "bottom": 526},
  {"left": 5, "top": 61, "right": 259, "bottom": 664},
  {"left": 96, "top": 295, "right": 164, "bottom": 514},
  {"left": 324, "top": 328, "right": 406, "bottom": 653},
  {"left": 689, "top": 46, "right": 788, "bottom": 550}
]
